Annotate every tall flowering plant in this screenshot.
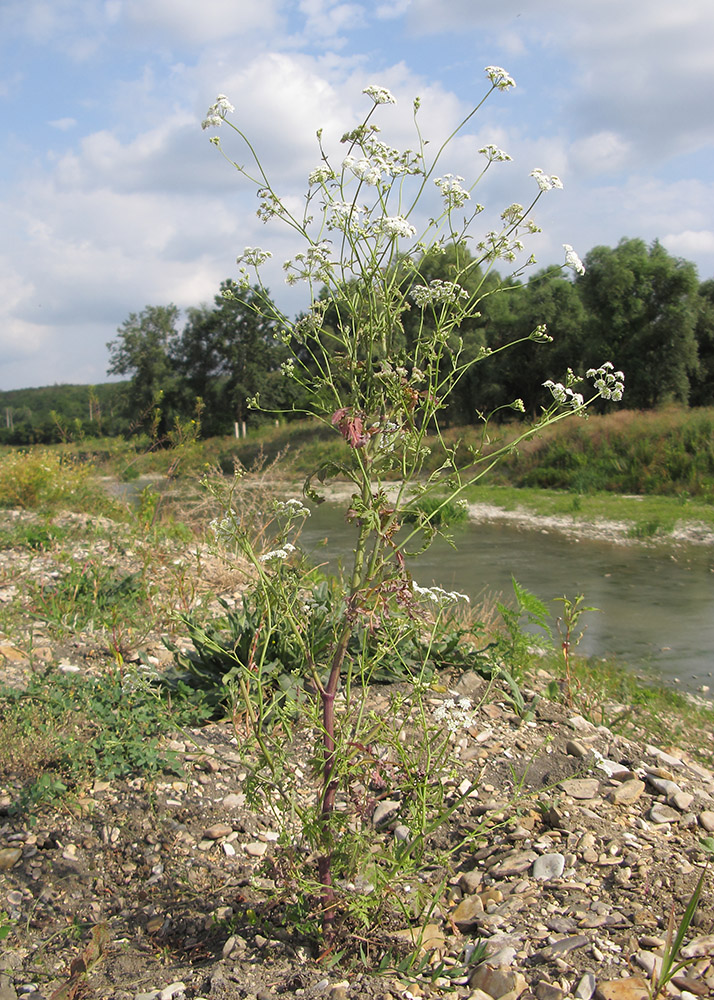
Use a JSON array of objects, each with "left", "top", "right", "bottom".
[{"left": 201, "top": 70, "right": 623, "bottom": 939}]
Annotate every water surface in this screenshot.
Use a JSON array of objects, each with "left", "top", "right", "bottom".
[{"left": 299, "top": 503, "right": 714, "bottom": 694}]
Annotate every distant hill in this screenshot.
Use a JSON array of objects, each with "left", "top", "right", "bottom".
[{"left": 0, "top": 382, "right": 128, "bottom": 444}]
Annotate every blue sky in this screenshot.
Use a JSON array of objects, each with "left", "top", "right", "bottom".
[{"left": 1, "top": 0, "right": 713, "bottom": 390}]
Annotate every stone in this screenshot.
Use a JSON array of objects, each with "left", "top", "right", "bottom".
[
  {"left": 392, "top": 923, "right": 445, "bottom": 954},
  {"left": 671, "top": 790, "right": 694, "bottom": 811},
  {"left": 609, "top": 779, "right": 645, "bottom": 805},
  {"left": 452, "top": 894, "right": 484, "bottom": 931},
  {"left": 538, "top": 935, "right": 590, "bottom": 959},
  {"left": 489, "top": 849, "right": 538, "bottom": 877},
  {"left": 535, "top": 982, "right": 564, "bottom": 1000},
  {"left": 560, "top": 778, "right": 600, "bottom": 799},
  {"left": 649, "top": 803, "right": 680, "bottom": 824},
  {"left": 680, "top": 933, "right": 714, "bottom": 959},
  {"left": 646, "top": 775, "right": 681, "bottom": 796},
  {"left": 244, "top": 841, "right": 267, "bottom": 857},
  {"left": 574, "top": 972, "right": 596, "bottom": 1000},
  {"left": 594, "top": 978, "right": 649, "bottom": 1000},
  {"left": 0, "top": 974, "right": 18, "bottom": 1000},
  {"left": 646, "top": 746, "right": 684, "bottom": 768},
  {"left": 469, "top": 965, "right": 527, "bottom": 998},
  {"left": 0, "top": 848, "right": 22, "bottom": 871},
  {"left": 459, "top": 869, "right": 483, "bottom": 894},
  {"left": 223, "top": 793, "right": 244, "bottom": 810},
  {"left": 159, "top": 984, "right": 186, "bottom": 1000},
  {"left": 372, "top": 800, "right": 400, "bottom": 827},
  {"left": 533, "top": 853, "right": 565, "bottom": 881},
  {"left": 203, "top": 824, "right": 232, "bottom": 840},
  {"left": 565, "top": 739, "right": 588, "bottom": 758},
  {"left": 699, "top": 810, "right": 714, "bottom": 832}
]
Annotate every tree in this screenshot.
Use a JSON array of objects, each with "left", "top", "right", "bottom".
[
  {"left": 576, "top": 239, "right": 699, "bottom": 408},
  {"left": 170, "top": 282, "right": 290, "bottom": 437},
  {"left": 691, "top": 279, "right": 714, "bottom": 406},
  {"left": 106, "top": 305, "right": 180, "bottom": 434}
]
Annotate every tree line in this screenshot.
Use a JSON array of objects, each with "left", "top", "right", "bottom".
[{"left": 2, "top": 237, "right": 713, "bottom": 445}]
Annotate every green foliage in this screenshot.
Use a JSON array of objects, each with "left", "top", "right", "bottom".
[
  {"left": 0, "top": 449, "right": 119, "bottom": 513},
  {"left": 495, "top": 577, "right": 552, "bottom": 678},
  {"left": 0, "top": 670, "right": 212, "bottom": 812},
  {"left": 402, "top": 496, "right": 468, "bottom": 527},
  {"left": 0, "top": 520, "right": 68, "bottom": 551},
  {"left": 165, "top": 577, "right": 488, "bottom": 713},
  {"left": 29, "top": 559, "right": 147, "bottom": 632}
]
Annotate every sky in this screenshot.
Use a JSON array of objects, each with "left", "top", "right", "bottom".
[{"left": 1, "top": 0, "right": 713, "bottom": 391}]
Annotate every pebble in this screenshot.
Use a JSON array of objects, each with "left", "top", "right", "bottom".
[
  {"left": 372, "top": 800, "right": 400, "bottom": 827},
  {"left": 593, "top": 978, "right": 649, "bottom": 1000},
  {"left": 244, "top": 841, "right": 267, "bottom": 857},
  {"left": 649, "top": 802, "right": 680, "bottom": 823},
  {"left": 699, "top": 810, "right": 714, "bottom": 832},
  {"left": 560, "top": 778, "right": 600, "bottom": 799},
  {"left": 0, "top": 848, "right": 22, "bottom": 871},
  {"left": 609, "top": 779, "right": 644, "bottom": 805},
  {"left": 159, "top": 985, "right": 186, "bottom": 1000},
  {"left": 574, "top": 971, "right": 597, "bottom": 1000},
  {"left": 451, "top": 894, "right": 484, "bottom": 931},
  {"left": 203, "top": 823, "right": 232, "bottom": 840},
  {"left": 533, "top": 853, "right": 565, "bottom": 881}
]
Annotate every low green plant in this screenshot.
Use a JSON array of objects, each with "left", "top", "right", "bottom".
[
  {"left": 29, "top": 559, "right": 147, "bottom": 633},
  {"left": 648, "top": 837, "right": 714, "bottom": 999},
  {"left": 494, "top": 577, "right": 552, "bottom": 680},
  {"left": 552, "top": 593, "right": 600, "bottom": 706},
  {"left": 0, "top": 449, "right": 117, "bottom": 514},
  {"left": 0, "top": 520, "right": 67, "bottom": 551},
  {"left": 0, "top": 669, "right": 212, "bottom": 812}
]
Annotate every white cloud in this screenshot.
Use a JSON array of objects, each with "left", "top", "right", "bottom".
[
  {"left": 122, "top": 0, "right": 284, "bottom": 44},
  {"left": 662, "top": 230, "right": 714, "bottom": 259},
  {"left": 48, "top": 117, "right": 77, "bottom": 131}
]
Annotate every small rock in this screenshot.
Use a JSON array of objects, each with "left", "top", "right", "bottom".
[
  {"left": 159, "top": 984, "right": 186, "bottom": 1000},
  {"left": 539, "top": 934, "right": 590, "bottom": 958},
  {"left": 203, "top": 823, "right": 232, "bottom": 840},
  {"left": 372, "top": 800, "right": 400, "bottom": 827},
  {"left": 594, "top": 978, "right": 649, "bottom": 1000},
  {"left": 699, "top": 810, "right": 714, "bottom": 832},
  {"left": 470, "top": 966, "right": 527, "bottom": 998},
  {"left": 560, "top": 778, "right": 600, "bottom": 799},
  {"left": 244, "top": 841, "right": 267, "bottom": 857},
  {"left": 330, "top": 983, "right": 349, "bottom": 1000},
  {"left": 533, "top": 853, "right": 565, "bottom": 881},
  {"left": 393, "top": 824, "right": 411, "bottom": 843},
  {"left": 609, "top": 779, "right": 645, "bottom": 805},
  {"left": 0, "top": 974, "right": 18, "bottom": 1000},
  {"left": 671, "top": 790, "right": 694, "bottom": 811},
  {"left": 489, "top": 849, "right": 538, "bottom": 876},
  {"left": 223, "top": 793, "right": 244, "bottom": 810},
  {"left": 574, "top": 972, "right": 597, "bottom": 1000},
  {"left": 680, "top": 932, "right": 714, "bottom": 959},
  {"left": 459, "top": 870, "right": 483, "bottom": 894},
  {"left": 646, "top": 775, "right": 681, "bottom": 796},
  {"left": 649, "top": 803, "right": 680, "bottom": 824},
  {"left": 565, "top": 739, "right": 588, "bottom": 758},
  {"left": 0, "top": 848, "right": 22, "bottom": 871},
  {"left": 452, "top": 894, "right": 484, "bottom": 931},
  {"left": 536, "top": 982, "right": 564, "bottom": 1000}
]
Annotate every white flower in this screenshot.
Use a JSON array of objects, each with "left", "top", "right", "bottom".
[
  {"left": 236, "top": 247, "right": 272, "bottom": 268},
  {"left": 274, "top": 498, "right": 311, "bottom": 518},
  {"left": 377, "top": 216, "right": 417, "bottom": 239},
  {"left": 586, "top": 362, "right": 625, "bottom": 401},
  {"left": 530, "top": 168, "right": 563, "bottom": 193},
  {"left": 435, "top": 173, "right": 471, "bottom": 209},
  {"left": 479, "top": 144, "right": 512, "bottom": 162},
  {"left": 563, "top": 244, "right": 585, "bottom": 275},
  {"left": 410, "top": 279, "right": 469, "bottom": 308},
  {"left": 413, "top": 583, "right": 470, "bottom": 604},
  {"left": 308, "top": 166, "right": 335, "bottom": 185},
  {"left": 543, "top": 380, "right": 585, "bottom": 410},
  {"left": 434, "top": 697, "right": 476, "bottom": 733},
  {"left": 201, "top": 94, "right": 235, "bottom": 130},
  {"left": 363, "top": 84, "right": 396, "bottom": 105},
  {"left": 210, "top": 512, "right": 240, "bottom": 545},
  {"left": 485, "top": 66, "right": 516, "bottom": 90},
  {"left": 259, "top": 542, "right": 297, "bottom": 563},
  {"left": 327, "top": 200, "right": 363, "bottom": 232}
]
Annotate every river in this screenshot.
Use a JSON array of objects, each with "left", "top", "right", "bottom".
[{"left": 298, "top": 502, "right": 714, "bottom": 695}]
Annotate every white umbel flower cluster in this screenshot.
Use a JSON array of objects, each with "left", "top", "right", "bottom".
[
  {"left": 433, "top": 697, "right": 476, "bottom": 734},
  {"left": 202, "top": 94, "right": 235, "bottom": 130}
]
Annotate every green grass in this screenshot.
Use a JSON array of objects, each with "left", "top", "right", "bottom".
[
  {"left": 459, "top": 483, "right": 714, "bottom": 537},
  {"left": 0, "top": 669, "right": 213, "bottom": 813}
]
